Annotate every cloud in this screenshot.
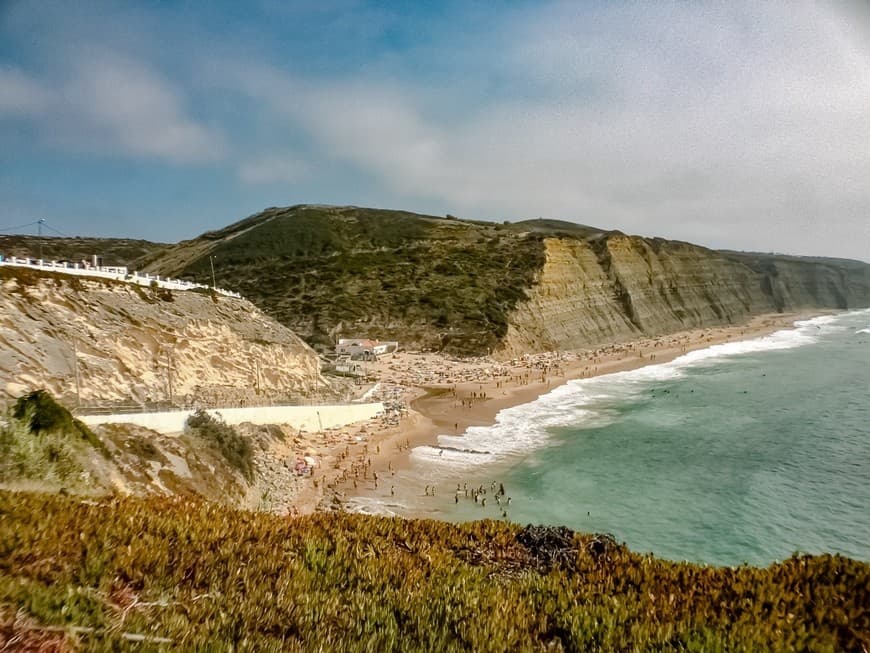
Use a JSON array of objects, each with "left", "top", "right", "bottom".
[
  {"left": 238, "top": 155, "right": 311, "bottom": 185},
  {"left": 1, "top": 52, "right": 225, "bottom": 164},
  {"left": 229, "top": 1, "right": 870, "bottom": 256},
  {"left": 4, "top": 0, "right": 870, "bottom": 256},
  {"left": 0, "top": 66, "right": 52, "bottom": 115},
  {"left": 62, "top": 52, "right": 225, "bottom": 164}
]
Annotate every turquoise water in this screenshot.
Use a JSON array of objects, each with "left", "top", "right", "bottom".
[{"left": 351, "top": 311, "right": 870, "bottom": 566}]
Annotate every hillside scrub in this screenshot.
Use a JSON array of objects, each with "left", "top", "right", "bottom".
[
  {"left": 151, "top": 206, "right": 548, "bottom": 355},
  {"left": 0, "top": 491, "right": 866, "bottom": 651},
  {"left": 1, "top": 391, "right": 109, "bottom": 487},
  {"left": 185, "top": 409, "right": 254, "bottom": 481}
]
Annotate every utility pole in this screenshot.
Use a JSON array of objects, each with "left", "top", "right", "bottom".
[
  {"left": 167, "top": 350, "right": 173, "bottom": 405},
  {"left": 38, "top": 218, "right": 45, "bottom": 262},
  {"left": 209, "top": 255, "right": 217, "bottom": 289},
  {"left": 72, "top": 339, "right": 81, "bottom": 408}
]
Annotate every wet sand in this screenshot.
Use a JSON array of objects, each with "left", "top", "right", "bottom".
[{"left": 299, "top": 311, "right": 827, "bottom": 513}]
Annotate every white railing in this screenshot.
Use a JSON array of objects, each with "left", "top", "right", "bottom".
[{"left": 0, "top": 256, "right": 243, "bottom": 299}]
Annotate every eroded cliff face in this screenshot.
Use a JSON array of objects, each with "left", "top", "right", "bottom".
[
  {"left": 733, "top": 255, "right": 870, "bottom": 312},
  {"left": 0, "top": 268, "right": 326, "bottom": 406},
  {"left": 499, "top": 235, "right": 870, "bottom": 357}
]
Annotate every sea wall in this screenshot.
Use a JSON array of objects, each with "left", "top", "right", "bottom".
[{"left": 78, "top": 402, "right": 385, "bottom": 434}]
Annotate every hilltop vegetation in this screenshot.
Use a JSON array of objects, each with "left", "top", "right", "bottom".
[
  {"left": 145, "top": 205, "right": 550, "bottom": 354},
  {"left": 0, "top": 491, "right": 866, "bottom": 651},
  {"left": 139, "top": 204, "right": 870, "bottom": 356},
  {"left": 0, "top": 235, "right": 167, "bottom": 268}
]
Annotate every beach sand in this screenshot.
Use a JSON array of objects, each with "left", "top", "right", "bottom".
[{"left": 294, "top": 311, "right": 826, "bottom": 514}]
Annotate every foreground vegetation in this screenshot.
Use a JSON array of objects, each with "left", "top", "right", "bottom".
[{"left": 1, "top": 491, "right": 866, "bottom": 651}]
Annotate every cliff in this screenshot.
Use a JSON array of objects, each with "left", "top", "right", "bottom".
[
  {"left": 0, "top": 265, "right": 326, "bottom": 407},
  {"left": 500, "top": 237, "right": 870, "bottom": 356},
  {"left": 135, "top": 205, "right": 870, "bottom": 356},
  {"left": 502, "top": 237, "right": 757, "bottom": 355}
]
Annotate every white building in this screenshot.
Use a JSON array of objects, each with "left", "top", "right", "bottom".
[{"left": 336, "top": 338, "right": 399, "bottom": 359}]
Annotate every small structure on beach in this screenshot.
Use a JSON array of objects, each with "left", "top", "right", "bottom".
[
  {"left": 333, "top": 359, "right": 365, "bottom": 377},
  {"left": 336, "top": 338, "right": 399, "bottom": 360}
]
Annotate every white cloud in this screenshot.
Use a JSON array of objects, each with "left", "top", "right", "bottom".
[
  {"left": 231, "top": 1, "right": 870, "bottom": 257},
  {"left": 64, "top": 53, "right": 224, "bottom": 163},
  {"left": 238, "top": 155, "right": 311, "bottom": 185},
  {"left": 1, "top": 53, "right": 225, "bottom": 164},
  {"left": 0, "top": 66, "right": 52, "bottom": 115}
]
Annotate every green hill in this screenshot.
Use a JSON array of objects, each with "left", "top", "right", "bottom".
[
  {"left": 140, "top": 204, "right": 870, "bottom": 356},
  {"left": 142, "top": 205, "right": 549, "bottom": 354}
]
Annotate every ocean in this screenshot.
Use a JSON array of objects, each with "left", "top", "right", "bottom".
[{"left": 348, "top": 310, "right": 870, "bottom": 566}]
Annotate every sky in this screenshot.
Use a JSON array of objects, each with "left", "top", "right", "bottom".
[{"left": 1, "top": 0, "right": 869, "bottom": 260}]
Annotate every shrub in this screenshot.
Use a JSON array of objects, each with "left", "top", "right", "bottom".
[
  {"left": 0, "top": 422, "right": 80, "bottom": 483},
  {"left": 186, "top": 410, "right": 253, "bottom": 481},
  {"left": 12, "top": 390, "right": 110, "bottom": 458}
]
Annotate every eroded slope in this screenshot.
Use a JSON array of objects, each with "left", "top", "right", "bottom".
[{"left": 0, "top": 267, "right": 323, "bottom": 406}]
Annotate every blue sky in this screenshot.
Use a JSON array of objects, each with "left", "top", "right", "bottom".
[{"left": 1, "top": 1, "right": 869, "bottom": 259}]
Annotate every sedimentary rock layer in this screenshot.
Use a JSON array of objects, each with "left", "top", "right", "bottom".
[{"left": 0, "top": 268, "right": 323, "bottom": 406}]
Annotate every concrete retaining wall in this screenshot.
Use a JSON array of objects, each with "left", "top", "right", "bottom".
[{"left": 78, "top": 402, "right": 385, "bottom": 434}]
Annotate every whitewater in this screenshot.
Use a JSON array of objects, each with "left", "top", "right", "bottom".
[{"left": 348, "top": 310, "right": 870, "bottom": 566}]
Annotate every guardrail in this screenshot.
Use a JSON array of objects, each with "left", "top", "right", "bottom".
[{"left": 0, "top": 256, "right": 243, "bottom": 299}]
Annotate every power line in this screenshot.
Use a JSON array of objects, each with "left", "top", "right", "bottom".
[
  {"left": 42, "top": 222, "right": 72, "bottom": 238},
  {"left": 0, "top": 220, "right": 41, "bottom": 233},
  {"left": 0, "top": 219, "right": 73, "bottom": 238}
]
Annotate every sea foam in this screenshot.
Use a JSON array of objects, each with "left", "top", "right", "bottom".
[{"left": 410, "top": 311, "right": 857, "bottom": 472}]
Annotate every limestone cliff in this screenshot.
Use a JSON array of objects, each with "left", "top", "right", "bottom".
[
  {"left": 22, "top": 205, "right": 870, "bottom": 358},
  {"left": 0, "top": 266, "right": 327, "bottom": 407},
  {"left": 498, "top": 235, "right": 870, "bottom": 357}
]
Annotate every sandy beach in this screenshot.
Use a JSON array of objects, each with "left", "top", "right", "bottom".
[{"left": 293, "top": 311, "right": 827, "bottom": 514}]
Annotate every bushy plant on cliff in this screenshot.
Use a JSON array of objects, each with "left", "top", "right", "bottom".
[
  {"left": 1, "top": 391, "right": 109, "bottom": 485},
  {"left": 12, "top": 390, "right": 109, "bottom": 459},
  {"left": 0, "top": 491, "right": 866, "bottom": 651},
  {"left": 185, "top": 409, "right": 253, "bottom": 481},
  {"left": 0, "top": 407, "right": 80, "bottom": 485}
]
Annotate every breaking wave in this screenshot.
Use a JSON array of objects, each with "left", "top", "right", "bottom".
[{"left": 410, "top": 311, "right": 859, "bottom": 472}]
